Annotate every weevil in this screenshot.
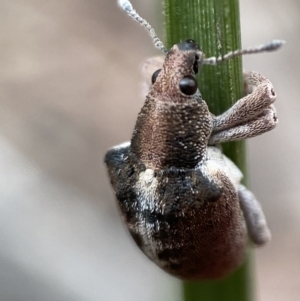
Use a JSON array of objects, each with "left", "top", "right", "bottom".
[{"left": 105, "top": 0, "right": 284, "bottom": 280}]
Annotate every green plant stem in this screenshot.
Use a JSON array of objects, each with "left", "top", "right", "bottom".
[{"left": 163, "top": 0, "right": 252, "bottom": 300}]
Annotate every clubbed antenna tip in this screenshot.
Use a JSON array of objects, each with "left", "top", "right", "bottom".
[
  {"left": 118, "top": 0, "right": 168, "bottom": 54},
  {"left": 263, "top": 39, "right": 286, "bottom": 51},
  {"left": 118, "top": 0, "right": 132, "bottom": 12}
]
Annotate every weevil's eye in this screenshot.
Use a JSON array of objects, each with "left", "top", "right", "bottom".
[
  {"left": 186, "top": 39, "right": 195, "bottom": 44},
  {"left": 179, "top": 75, "right": 198, "bottom": 95},
  {"left": 151, "top": 69, "right": 161, "bottom": 84}
]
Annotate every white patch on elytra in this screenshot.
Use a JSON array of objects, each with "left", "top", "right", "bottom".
[
  {"left": 135, "top": 168, "right": 160, "bottom": 258},
  {"left": 136, "top": 169, "right": 159, "bottom": 226},
  {"left": 141, "top": 169, "right": 155, "bottom": 184},
  {"left": 138, "top": 169, "right": 158, "bottom": 201}
]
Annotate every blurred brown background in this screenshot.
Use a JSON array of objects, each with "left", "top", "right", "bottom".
[{"left": 0, "top": 0, "right": 299, "bottom": 300}]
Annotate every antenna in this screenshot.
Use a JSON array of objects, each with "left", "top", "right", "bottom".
[
  {"left": 203, "top": 40, "right": 285, "bottom": 65},
  {"left": 118, "top": 0, "right": 168, "bottom": 54}
]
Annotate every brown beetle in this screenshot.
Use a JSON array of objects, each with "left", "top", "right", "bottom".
[{"left": 105, "top": 0, "right": 284, "bottom": 280}]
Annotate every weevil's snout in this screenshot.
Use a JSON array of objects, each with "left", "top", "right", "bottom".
[
  {"left": 166, "top": 39, "right": 205, "bottom": 77},
  {"left": 177, "top": 39, "right": 205, "bottom": 64},
  {"left": 175, "top": 39, "right": 204, "bottom": 70},
  {"left": 177, "top": 39, "right": 200, "bottom": 52}
]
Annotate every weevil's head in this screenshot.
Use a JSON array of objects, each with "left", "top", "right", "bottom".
[
  {"left": 149, "top": 39, "right": 205, "bottom": 102},
  {"left": 132, "top": 39, "right": 212, "bottom": 169}
]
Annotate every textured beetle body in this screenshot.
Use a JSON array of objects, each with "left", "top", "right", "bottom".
[
  {"left": 105, "top": 40, "right": 277, "bottom": 279},
  {"left": 106, "top": 144, "right": 247, "bottom": 279},
  {"left": 105, "top": 4, "right": 282, "bottom": 277}
]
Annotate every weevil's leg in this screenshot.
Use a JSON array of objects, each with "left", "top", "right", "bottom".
[
  {"left": 141, "top": 56, "right": 165, "bottom": 97},
  {"left": 238, "top": 184, "right": 271, "bottom": 246},
  {"left": 209, "top": 104, "right": 277, "bottom": 144},
  {"left": 213, "top": 71, "right": 276, "bottom": 132}
]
